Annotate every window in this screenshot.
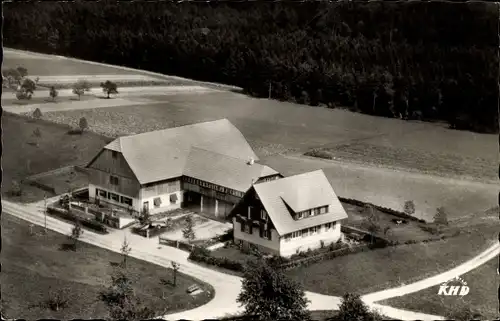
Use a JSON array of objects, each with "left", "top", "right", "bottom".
[
  {"left": 310, "top": 226, "right": 319, "bottom": 234},
  {"left": 170, "top": 193, "right": 178, "bottom": 203},
  {"left": 297, "top": 212, "right": 303, "bottom": 219},
  {"left": 301, "top": 229, "right": 309, "bottom": 237},
  {"left": 248, "top": 206, "right": 252, "bottom": 219},
  {"left": 153, "top": 197, "right": 162, "bottom": 208},
  {"left": 110, "top": 193, "right": 119, "bottom": 202},
  {"left": 284, "top": 234, "right": 291, "bottom": 242},
  {"left": 333, "top": 221, "right": 337, "bottom": 228},
  {"left": 325, "top": 222, "right": 332, "bottom": 231},
  {"left": 121, "top": 196, "right": 132, "bottom": 206},
  {"left": 320, "top": 206, "right": 327, "bottom": 214},
  {"left": 98, "top": 189, "right": 107, "bottom": 198},
  {"left": 109, "top": 175, "right": 119, "bottom": 186},
  {"left": 244, "top": 224, "right": 250, "bottom": 233},
  {"left": 112, "top": 151, "right": 118, "bottom": 159},
  {"left": 263, "top": 229, "right": 271, "bottom": 240},
  {"left": 260, "top": 209, "right": 267, "bottom": 221},
  {"left": 314, "top": 207, "right": 321, "bottom": 215}
]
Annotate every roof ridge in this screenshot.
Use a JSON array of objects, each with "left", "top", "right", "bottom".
[{"left": 189, "top": 145, "right": 258, "bottom": 163}]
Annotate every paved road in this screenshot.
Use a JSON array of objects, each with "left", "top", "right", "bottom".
[{"left": 3, "top": 199, "right": 453, "bottom": 320}]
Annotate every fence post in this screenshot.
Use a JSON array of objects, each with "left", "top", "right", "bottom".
[
  {"left": 176, "top": 241, "right": 179, "bottom": 248},
  {"left": 146, "top": 229, "right": 150, "bottom": 238}
]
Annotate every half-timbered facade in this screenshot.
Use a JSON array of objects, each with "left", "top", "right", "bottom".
[
  {"left": 86, "top": 119, "right": 281, "bottom": 218},
  {"left": 231, "top": 170, "right": 348, "bottom": 257}
]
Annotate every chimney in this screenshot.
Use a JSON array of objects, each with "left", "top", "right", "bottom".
[{"left": 247, "top": 157, "right": 254, "bottom": 165}]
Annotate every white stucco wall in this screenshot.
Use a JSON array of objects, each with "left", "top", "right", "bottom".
[
  {"left": 233, "top": 219, "right": 281, "bottom": 255},
  {"left": 140, "top": 190, "right": 184, "bottom": 214},
  {"left": 279, "top": 222, "right": 342, "bottom": 257}
]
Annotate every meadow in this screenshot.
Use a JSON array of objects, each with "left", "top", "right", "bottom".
[{"left": 1, "top": 214, "right": 214, "bottom": 319}]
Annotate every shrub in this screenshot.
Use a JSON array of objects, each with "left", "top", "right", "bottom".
[
  {"left": 188, "top": 246, "right": 244, "bottom": 272},
  {"left": 49, "top": 86, "right": 58, "bottom": 101},
  {"left": 434, "top": 206, "right": 449, "bottom": 225},
  {"left": 45, "top": 287, "right": 70, "bottom": 311},
  {"left": 403, "top": 200, "right": 416, "bottom": 216},
  {"left": 32, "top": 108, "right": 42, "bottom": 119},
  {"left": 9, "top": 180, "right": 22, "bottom": 196},
  {"left": 79, "top": 117, "right": 88, "bottom": 133}
]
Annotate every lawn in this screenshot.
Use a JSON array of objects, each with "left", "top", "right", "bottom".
[
  {"left": 261, "top": 154, "right": 497, "bottom": 221},
  {"left": 1, "top": 213, "right": 214, "bottom": 319},
  {"left": 285, "top": 215, "right": 499, "bottom": 297},
  {"left": 342, "top": 202, "right": 434, "bottom": 243},
  {"left": 2, "top": 94, "right": 97, "bottom": 107},
  {"left": 378, "top": 258, "right": 499, "bottom": 320},
  {"left": 2, "top": 112, "right": 111, "bottom": 202}
]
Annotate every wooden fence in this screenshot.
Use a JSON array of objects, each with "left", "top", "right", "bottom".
[{"left": 159, "top": 237, "right": 195, "bottom": 252}]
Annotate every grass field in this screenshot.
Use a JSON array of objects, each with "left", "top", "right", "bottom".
[
  {"left": 285, "top": 212, "right": 499, "bottom": 297},
  {"left": 38, "top": 91, "right": 497, "bottom": 171},
  {"left": 2, "top": 94, "right": 97, "bottom": 107},
  {"left": 378, "top": 258, "right": 499, "bottom": 320},
  {"left": 1, "top": 214, "right": 214, "bottom": 319},
  {"left": 3, "top": 51, "right": 147, "bottom": 76},
  {"left": 2, "top": 113, "right": 110, "bottom": 202}
]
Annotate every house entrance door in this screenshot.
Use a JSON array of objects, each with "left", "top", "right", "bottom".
[{"left": 143, "top": 201, "right": 149, "bottom": 212}]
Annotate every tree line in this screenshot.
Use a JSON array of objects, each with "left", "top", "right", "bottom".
[{"left": 4, "top": 1, "right": 498, "bottom": 132}]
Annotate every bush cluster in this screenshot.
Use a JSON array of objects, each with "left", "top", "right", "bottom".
[{"left": 188, "top": 246, "right": 245, "bottom": 272}]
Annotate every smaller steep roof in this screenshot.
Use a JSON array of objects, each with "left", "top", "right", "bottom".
[
  {"left": 253, "top": 170, "right": 347, "bottom": 235},
  {"left": 183, "top": 147, "right": 279, "bottom": 193}
]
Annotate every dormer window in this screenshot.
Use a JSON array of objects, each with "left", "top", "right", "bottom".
[
  {"left": 320, "top": 206, "right": 328, "bottom": 214},
  {"left": 297, "top": 212, "right": 303, "bottom": 219}
]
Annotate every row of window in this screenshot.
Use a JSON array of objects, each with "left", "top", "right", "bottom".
[
  {"left": 283, "top": 222, "right": 337, "bottom": 241},
  {"left": 241, "top": 221, "right": 272, "bottom": 240},
  {"left": 296, "top": 206, "right": 329, "bottom": 219},
  {"left": 246, "top": 206, "right": 268, "bottom": 221},
  {"left": 96, "top": 188, "right": 133, "bottom": 206},
  {"left": 184, "top": 176, "right": 245, "bottom": 198}
]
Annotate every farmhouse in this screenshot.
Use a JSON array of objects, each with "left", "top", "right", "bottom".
[
  {"left": 85, "top": 119, "right": 282, "bottom": 219},
  {"left": 231, "top": 170, "right": 348, "bottom": 257}
]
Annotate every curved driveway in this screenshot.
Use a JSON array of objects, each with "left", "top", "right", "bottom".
[{"left": 4, "top": 199, "right": 496, "bottom": 320}]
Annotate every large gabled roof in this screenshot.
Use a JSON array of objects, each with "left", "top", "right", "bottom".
[
  {"left": 253, "top": 170, "right": 348, "bottom": 236},
  {"left": 183, "top": 147, "right": 279, "bottom": 193},
  {"left": 95, "top": 119, "right": 259, "bottom": 185}
]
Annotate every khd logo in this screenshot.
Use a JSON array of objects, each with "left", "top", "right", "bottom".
[{"left": 437, "top": 276, "right": 469, "bottom": 296}]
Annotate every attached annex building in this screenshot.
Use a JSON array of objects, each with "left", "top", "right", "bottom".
[
  {"left": 231, "top": 170, "right": 348, "bottom": 257},
  {"left": 85, "top": 119, "right": 281, "bottom": 219}
]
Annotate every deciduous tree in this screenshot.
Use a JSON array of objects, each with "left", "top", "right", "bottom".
[
  {"left": 403, "top": 200, "right": 416, "bottom": 216},
  {"left": 79, "top": 116, "right": 88, "bottom": 133},
  {"left": 69, "top": 219, "right": 84, "bottom": 251},
  {"left": 237, "top": 259, "right": 310, "bottom": 320},
  {"left": 329, "top": 293, "right": 382, "bottom": 321},
  {"left": 49, "top": 86, "right": 58, "bottom": 101},
  {"left": 72, "top": 79, "right": 91, "bottom": 100},
  {"left": 101, "top": 80, "right": 118, "bottom": 98},
  {"left": 120, "top": 236, "right": 132, "bottom": 267},
  {"left": 434, "top": 206, "right": 449, "bottom": 226},
  {"left": 99, "top": 266, "right": 156, "bottom": 320},
  {"left": 182, "top": 215, "right": 196, "bottom": 242}
]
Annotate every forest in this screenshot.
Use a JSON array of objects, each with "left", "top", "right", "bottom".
[{"left": 4, "top": 1, "right": 498, "bottom": 133}]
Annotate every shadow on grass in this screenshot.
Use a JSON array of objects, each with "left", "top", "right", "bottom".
[
  {"left": 160, "top": 278, "right": 175, "bottom": 287},
  {"left": 59, "top": 243, "right": 76, "bottom": 252},
  {"left": 66, "top": 129, "right": 83, "bottom": 135}
]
